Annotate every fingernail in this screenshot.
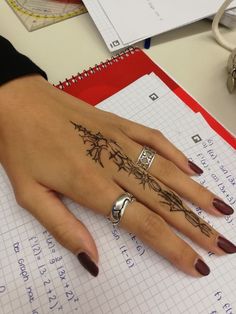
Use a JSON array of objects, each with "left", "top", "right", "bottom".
[
  {"left": 194, "top": 259, "right": 210, "bottom": 276},
  {"left": 77, "top": 252, "right": 99, "bottom": 277},
  {"left": 217, "top": 236, "right": 236, "bottom": 254},
  {"left": 188, "top": 160, "right": 203, "bottom": 175},
  {"left": 213, "top": 199, "right": 234, "bottom": 215}
]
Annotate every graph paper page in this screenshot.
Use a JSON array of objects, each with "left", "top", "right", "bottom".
[
  {"left": 0, "top": 74, "right": 235, "bottom": 314},
  {"left": 82, "top": 0, "right": 126, "bottom": 51}
]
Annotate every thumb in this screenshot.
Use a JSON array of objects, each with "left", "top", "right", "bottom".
[{"left": 19, "top": 183, "right": 99, "bottom": 277}]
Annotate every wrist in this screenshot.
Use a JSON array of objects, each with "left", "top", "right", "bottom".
[{"left": 0, "top": 74, "right": 46, "bottom": 109}]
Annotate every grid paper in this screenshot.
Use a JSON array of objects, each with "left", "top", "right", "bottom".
[
  {"left": 0, "top": 73, "right": 235, "bottom": 314},
  {"left": 82, "top": 0, "right": 126, "bottom": 51}
]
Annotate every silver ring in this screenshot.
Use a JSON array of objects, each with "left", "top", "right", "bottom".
[
  {"left": 137, "top": 146, "right": 156, "bottom": 171},
  {"left": 109, "top": 193, "right": 135, "bottom": 226}
]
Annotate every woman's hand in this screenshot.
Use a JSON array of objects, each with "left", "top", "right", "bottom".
[{"left": 0, "top": 75, "right": 235, "bottom": 277}]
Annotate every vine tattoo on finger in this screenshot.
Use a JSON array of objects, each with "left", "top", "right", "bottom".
[{"left": 71, "top": 121, "right": 213, "bottom": 237}]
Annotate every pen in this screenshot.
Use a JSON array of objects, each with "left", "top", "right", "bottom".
[{"left": 144, "top": 37, "right": 151, "bottom": 49}]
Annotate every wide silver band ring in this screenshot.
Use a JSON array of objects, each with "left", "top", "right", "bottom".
[
  {"left": 109, "top": 193, "right": 135, "bottom": 226},
  {"left": 137, "top": 146, "right": 156, "bottom": 171}
]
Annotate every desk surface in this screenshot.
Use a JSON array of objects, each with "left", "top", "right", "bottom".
[{"left": 0, "top": 0, "right": 235, "bottom": 135}]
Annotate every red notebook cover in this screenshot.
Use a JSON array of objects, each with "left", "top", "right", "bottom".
[{"left": 56, "top": 47, "right": 236, "bottom": 149}]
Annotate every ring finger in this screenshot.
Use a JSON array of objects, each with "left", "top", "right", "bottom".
[
  {"left": 63, "top": 170, "right": 212, "bottom": 277},
  {"left": 118, "top": 136, "right": 234, "bottom": 217}
]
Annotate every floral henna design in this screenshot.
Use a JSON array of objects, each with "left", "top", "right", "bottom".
[{"left": 71, "top": 121, "right": 213, "bottom": 237}]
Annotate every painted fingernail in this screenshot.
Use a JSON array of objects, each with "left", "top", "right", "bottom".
[
  {"left": 217, "top": 236, "right": 236, "bottom": 254},
  {"left": 77, "top": 252, "right": 99, "bottom": 277},
  {"left": 188, "top": 160, "right": 203, "bottom": 175},
  {"left": 213, "top": 199, "right": 234, "bottom": 215},
  {"left": 195, "top": 259, "right": 210, "bottom": 276}
]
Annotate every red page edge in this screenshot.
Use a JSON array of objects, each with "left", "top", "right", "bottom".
[{"left": 153, "top": 61, "right": 236, "bottom": 150}]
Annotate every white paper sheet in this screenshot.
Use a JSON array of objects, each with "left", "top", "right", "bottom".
[
  {"left": 99, "top": 0, "right": 236, "bottom": 43},
  {"left": 83, "top": 0, "right": 236, "bottom": 50}
]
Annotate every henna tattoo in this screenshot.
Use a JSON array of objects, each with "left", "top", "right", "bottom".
[
  {"left": 71, "top": 121, "right": 213, "bottom": 237},
  {"left": 70, "top": 122, "right": 119, "bottom": 168}
]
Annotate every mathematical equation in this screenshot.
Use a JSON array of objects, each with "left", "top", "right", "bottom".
[
  {"left": 1, "top": 229, "right": 80, "bottom": 313},
  {"left": 112, "top": 227, "right": 146, "bottom": 269},
  {"left": 192, "top": 137, "right": 235, "bottom": 229},
  {"left": 210, "top": 291, "right": 234, "bottom": 314},
  {"left": 197, "top": 138, "right": 235, "bottom": 205}
]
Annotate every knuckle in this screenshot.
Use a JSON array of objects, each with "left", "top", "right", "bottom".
[
  {"left": 195, "top": 182, "right": 210, "bottom": 197},
  {"left": 157, "top": 159, "right": 179, "bottom": 178},
  {"left": 105, "top": 112, "right": 122, "bottom": 129},
  {"left": 150, "top": 128, "right": 163, "bottom": 139},
  {"left": 15, "top": 187, "right": 32, "bottom": 208},
  {"left": 170, "top": 244, "right": 188, "bottom": 267},
  {"left": 146, "top": 129, "right": 161, "bottom": 143},
  {"left": 50, "top": 220, "right": 75, "bottom": 247},
  {"left": 141, "top": 212, "right": 165, "bottom": 240},
  {"left": 51, "top": 221, "right": 67, "bottom": 238}
]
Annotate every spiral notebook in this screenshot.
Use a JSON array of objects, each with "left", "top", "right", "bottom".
[
  {"left": 0, "top": 48, "right": 236, "bottom": 314},
  {"left": 57, "top": 47, "right": 235, "bottom": 149}
]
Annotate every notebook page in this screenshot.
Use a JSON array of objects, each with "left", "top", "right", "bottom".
[{"left": 0, "top": 74, "right": 235, "bottom": 313}]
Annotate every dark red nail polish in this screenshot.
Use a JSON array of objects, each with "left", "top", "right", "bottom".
[
  {"left": 188, "top": 160, "right": 203, "bottom": 175},
  {"left": 195, "top": 259, "right": 210, "bottom": 276},
  {"left": 77, "top": 252, "right": 99, "bottom": 277},
  {"left": 217, "top": 236, "right": 236, "bottom": 254},
  {"left": 213, "top": 199, "right": 234, "bottom": 215}
]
